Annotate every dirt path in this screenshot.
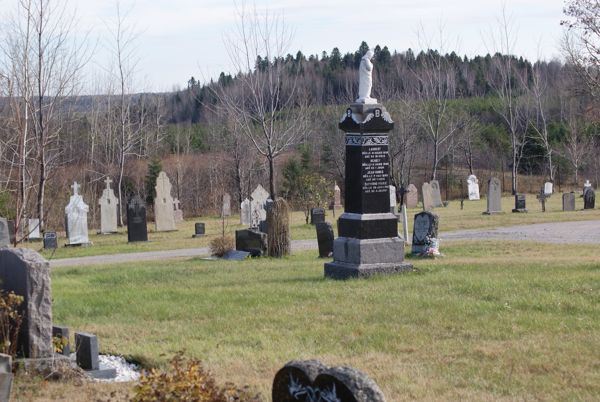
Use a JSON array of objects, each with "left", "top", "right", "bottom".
[{"left": 49, "top": 220, "right": 600, "bottom": 268}]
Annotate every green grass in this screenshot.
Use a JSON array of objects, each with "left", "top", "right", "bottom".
[
  {"left": 50, "top": 241, "right": 600, "bottom": 401},
  {"left": 21, "top": 194, "right": 600, "bottom": 260}
]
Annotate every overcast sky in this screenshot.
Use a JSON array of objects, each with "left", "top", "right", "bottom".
[{"left": 1, "top": 0, "right": 568, "bottom": 92}]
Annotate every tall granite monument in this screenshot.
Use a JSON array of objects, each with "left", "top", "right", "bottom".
[
  {"left": 154, "top": 171, "right": 176, "bottom": 231},
  {"left": 325, "top": 51, "right": 412, "bottom": 279},
  {"left": 98, "top": 177, "right": 118, "bottom": 234}
]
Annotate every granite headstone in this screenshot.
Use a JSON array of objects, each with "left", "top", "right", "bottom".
[
  {"left": 430, "top": 180, "right": 443, "bottom": 208},
  {"left": 422, "top": 182, "right": 434, "bottom": 211},
  {"left": 154, "top": 171, "right": 176, "bottom": 231},
  {"left": 562, "top": 192, "right": 575, "bottom": 211},
  {"left": 173, "top": 198, "right": 183, "bottom": 223},
  {"left": 27, "top": 218, "right": 41, "bottom": 240},
  {"left": 193, "top": 222, "right": 205, "bottom": 238},
  {"left": 310, "top": 208, "right": 325, "bottom": 225},
  {"left": 484, "top": 177, "right": 503, "bottom": 214},
  {"left": 330, "top": 182, "right": 343, "bottom": 210},
  {"left": 240, "top": 198, "right": 252, "bottom": 225},
  {"left": 0, "top": 218, "right": 8, "bottom": 248},
  {"left": 43, "top": 231, "right": 57, "bottom": 249},
  {"left": 251, "top": 184, "right": 269, "bottom": 228},
  {"left": 544, "top": 181, "right": 553, "bottom": 195},
  {"left": 411, "top": 211, "right": 439, "bottom": 255},
  {"left": 127, "top": 195, "right": 148, "bottom": 242},
  {"left": 235, "top": 229, "right": 267, "bottom": 257},
  {"left": 221, "top": 193, "right": 231, "bottom": 217},
  {"left": 406, "top": 183, "right": 418, "bottom": 208},
  {"left": 316, "top": 222, "right": 334, "bottom": 258},
  {"left": 584, "top": 188, "right": 595, "bottom": 209},
  {"left": 98, "top": 177, "right": 118, "bottom": 234},
  {"left": 512, "top": 193, "right": 527, "bottom": 213}
]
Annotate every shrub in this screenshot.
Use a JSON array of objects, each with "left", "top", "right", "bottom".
[
  {"left": 0, "top": 290, "right": 24, "bottom": 357},
  {"left": 210, "top": 235, "right": 234, "bottom": 257}
]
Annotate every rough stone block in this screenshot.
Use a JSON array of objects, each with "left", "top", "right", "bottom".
[
  {"left": 235, "top": 229, "right": 267, "bottom": 257},
  {"left": 75, "top": 332, "right": 99, "bottom": 370}
]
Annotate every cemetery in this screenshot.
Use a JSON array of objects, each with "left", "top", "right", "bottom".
[{"left": 1, "top": 1, "right": 600, "bottom": 401}]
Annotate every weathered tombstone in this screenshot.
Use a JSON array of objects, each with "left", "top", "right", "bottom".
[
  {"left": 64, "top": 182, "right": 90, "bottom": 245},
  {"left": 389, "top": 185, "right": 397, "bottom": 213},
  {"left": 98, "top": 177, "right": 118, "bottom": 234},
  {"left": 316, "top": 222, "right": 334, "bottom": 258},
  {"left": 0, "top": 353, "right": 12, "bottom": 402},
  {"left": 154, "top": 171, "right": 176, "bottom": 232},
  {"left": 221, "top": 193, "right": 231, "bottom": 217},
  {"left": 127, "top": 195, "right": 148, "bottom": 242},
  {"left": 544, "top": 181, "right": 553, "bottom": 195},
  {"left": 43, "top": 231, "right": 57, "bottom": 249},
  {"left": 583, "top": 179, "right": 592, "bottom": 195},
  {"left": 251, "top": 184, "right": 270, "bottom": 228},
  {"left": 536, "top": 189, "right": 550, "bottom": 212},
  {"left": 512, "top": 193, "right": 528, "bottom": 213},
  {"left": 28, "top": 218, "right": 41, "bottom": 240},
  {"left": 192, "top": 222, "right": 205, "bottom": 238},
  {"left": 75, "top": 332, "right": 99, "bottom": 370},
  {"left": 406, "top": 183, "right": 418, "bottom": 208},
  {"left": 173, "top": 198, "right": 183, "bottom": 223},
  {"left": 562, "top": 192, "right": 576, "bottom": 211},
  {"left": 240, "top": 198, "right": 252, "bottom": 225},
  {"left": 467, "top": 174, "right": 480, "bottom": 200},
  {"left": 0, "top": 218, "right": 9, "bottom": 247},
  {"left": 411, "top": 211, "right": 440, "bottom": 256},
  {"left": 310, "top": 207, "right": 325, "bottom": 225},
  {"left": 235, "top": 229, "right": 267, "bottom": 257},
  {"left": 483, "top": 177, "right": 503, "bottom": 214},
  {"left": 584, "top": 188, "right": 595, "bottom": 209},
  {"left": 324, "top": 96, "right": 412, "bottom": 279},
  {"left": 430, "top": 180, "right": 443, "bottom": 208},
  {"left": 330, "top": 182, "right": 343, "bottom": 210},
  {"left": 422, "top": 182, "right": 434, "bottom": 211},
  {"left": 272, "top": 360, "right": 386, "bottom": 402},
  {"left": 52, "top": 325, "right": 70, "bottom": 356},
  {"left": 0, "top": 248, "right": 53, "bottom": 358}
]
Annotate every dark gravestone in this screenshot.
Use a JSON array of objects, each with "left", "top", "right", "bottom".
[
  {"left": 192, "top": 222, "right": 205, "bottom": 238},
  {"left": 52, "top": 325, "right": 70, "bottom": 356},
  {"left": 310, "top": 208, "right": 326, "bottom": 225},
  {"left": 7, "top": 220, "right": 16, "bottom": 245},
  {"left": 222, "top": 250, "right": 251, "bottom": 260},
  {"left": 43, "top": 231, "right": 58, "bottom": 249},
  {"left": 411, "top": 211, "right": 439, "bottom": 256},
  {"left": 584, "top": 188, "right": 595, "bottom": 209},
  {"left": 0, "top": 218, "right": 8, "bottom": 247},
  {"left": 127, "top": 195, "right": 148, "bottom": 242},
  {"left": 512, "top": 193, "right": 528, "bottom": 213},
  {"left": 272, "top": 360, "right": 386, "bottom": 402},
  {"left": 235, "top": 229, "right": 267, "bottom": 257},
  {"left": 562, "top": 192, "right": 576, "bottom": 211},
  {"left": 325, "top": 103, "right": 412, "bottom": 279},
  {"left": 75, "top": 332, "right": 99, "bottom": 370},
  {"left": 0, "top": 248, "right": 53, "bottom": 358},
  {"left": 316, "top": 222, "right": 334, "bottom": 258}
]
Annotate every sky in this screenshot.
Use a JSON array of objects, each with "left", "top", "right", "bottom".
[{"left": 1, "top": 0, "right": 568, "bottom": 92}]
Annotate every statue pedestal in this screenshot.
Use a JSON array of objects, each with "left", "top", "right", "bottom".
[{"left": 325, "top": 104, "right": 413, "bottom": 279}]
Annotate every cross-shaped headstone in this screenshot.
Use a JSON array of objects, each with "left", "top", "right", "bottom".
[
  {"left": 536, "top": 188, "right": 549, "bottom": 212},
  {"left": 104, "top": 177, "right": 112, "bottom": 189},
  {"left": 173, "top": 199, "right": 180, "bottom": 210},
  {"left": 71, "top": 182, "right": 80, "bottom": 196}
]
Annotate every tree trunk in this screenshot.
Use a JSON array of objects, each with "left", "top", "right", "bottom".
[{"left": 268, "top": 153, "right": 276, "bottom": 199}]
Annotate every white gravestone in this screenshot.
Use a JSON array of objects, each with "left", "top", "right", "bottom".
[
  {"left": 389, "top": 185, "right": 397, "bottom": 213},
  {"left": 430, "top": 180, "right": 444, "bottom": 208},
  {"left": 98, "top": 177, "right": 118, "bottom": 234},
  {"left": 65, "top": 182, "right": 90, "bottom": 245},
  {"left": 240, "top": 198, "right": 252, "bottom": 225},
  {"left": 154, "top": 171, "right": 176, "bottom": 231},
  {"left": 467, "top": 175, "right": 480, "bottom": 200},
  {"left": 250, "top": 184, "right": 269, "bottom": 228},
  {"left": 544, "top": 182, "right": 553, "bottom": 195},
  {"left": 173, "top": 198, "right": 183, "bottom": 222},
  {"left": 222, "top": 193, "right": 231, "bottom": 217},
  {"left": 28, "top": 218, "right": 41, "bottom": 240},
  {"left": 484, "top": 177, "right": 503, "bottom": 214}
]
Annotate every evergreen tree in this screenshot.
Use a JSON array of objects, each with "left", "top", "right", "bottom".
[{"left": 145, "top": 158, "right": 163, "bottom": 206}]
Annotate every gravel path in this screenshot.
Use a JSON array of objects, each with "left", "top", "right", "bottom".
[{"left": 49, "top": 220, "right": 599, "bottom": 268}]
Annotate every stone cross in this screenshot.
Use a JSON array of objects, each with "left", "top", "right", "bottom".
[
  {"left": 71, "top": 182, "right": 80, "bottom": 196},
  {"left": 536, "top": 189, "right": 549, "bottom": 212},
  {"left": 104, "top": 177, "right": 112, "bottom": 189},
  {"left": 173, "top": 199, "right": 181, "bottom": 210}
]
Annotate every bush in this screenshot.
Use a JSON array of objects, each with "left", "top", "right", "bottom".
[
  {"left": 0, "top": 290, "right": 24, "bottom": 357},
  {"left": 209, "top": 235, "right": 234, "bottom": 257}
]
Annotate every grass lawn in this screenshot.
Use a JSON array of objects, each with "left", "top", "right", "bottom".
[
  {"left": 22, "top": 240, "right": 600, "bottom": 401},
  {"left": 20, "top": 193, "right": 600, "bottom": 260}
]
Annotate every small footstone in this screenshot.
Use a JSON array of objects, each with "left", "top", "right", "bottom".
[
  {"left": 0, "top": 354, "right": 12, "bottom": 402},
  {"left": 52, "top": 325, "right": 70, "bottom": 356},
  {"left": 75, "top": 332, "right": 99, "bottom": 370}
]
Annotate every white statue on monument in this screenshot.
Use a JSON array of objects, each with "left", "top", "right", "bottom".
[{"left": 356, "top": 50, "right": 377, "bottom": 104}]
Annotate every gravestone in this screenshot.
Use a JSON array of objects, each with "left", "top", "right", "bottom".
[
  {"left": 584, "top": 188, "right": 595, "bottom": 209},
  {"left": 222, "top": 193, "right": 231, "bottom": 217},
  {"left": 272, "top": 360, "right": 386, "bottom": 402},
  {"left": 430, "top": 180, "right": 443, "bottom": 208},
  {"left": 512, "top": 193, "right": 528, "bottom": 213},
  {"left": 192, "top": 222, "right": 205, "bottom": 238},
  {"left": 562, "top": 192, "right": 576, "bottom": 211},
  {"left": 389, "top": 185, "right": 397, "bottom": 213},
  {"left": 422, "top": 182, "right": 434, "bottom": 211},
  {"left": 411, "top": 211, "right": 440, "bottom": 256},
  {"left": 310, "top": 208, "right": 325, "bottom": 225},
  {"left": 544, "top": 181, "right": 553, "bottom": 195},
  {"left": 330, "top": 182, "right": 343, "bottom": 210},
  {"left": 240, "top": 198, "right": 252, "bottom": 225},
  {"left": 251, "top": 184, "right": 269, "bottom": 228},
  {"left": 154, "top": 171, "right": 176, "bottom": 232},
  {"left": 0, "top": 354, "right": 12, "bottom": 402},
  {"left": 222, "top": 250, "right": 251, "bottom": 260},
  {"left": 235, "top": 229, "right": 267, "bottom": 257},
  {"left": 583, "top": 180, "right": 592, "bottom": 195},
  {"left": 28, "top": 219, "right": 41, "bottom": 240},
  {"left": 0, "top": 218, "right": 8, "bottom": 247},
  {"left": 75, "top": 332, "right": 99, "bottom": 370},
  {"left": 43, "top": 231, "right": 57, "bottom": 249},
  {"left": 0, "top": 248, "right": 53, "bottom": 358},
  {"left": 467, "top": 174, "right": 480, "bottom": 200},
  {"left": 98, "top": 177, "right": 118, "bottom": 234},
  {"left": 483, "top": 177, "right": 503, "bottom": 214},
  {"left": 324, "top": 100, "right": 412, "bottom": 279},
  {"left": 316, "top": 222, "right": 334, "bottom": 258},
  {"left": 173, "top": 198, "right": 183, "bottom": 223},
  {"left": 406, "top": 183, "right": 418, "bottom": 208},
  {"left": 65, "top": 182, "right": 90, "bottom": 245},
  {"left": 127, "top": 195, "right": 148, "bottom": 242}
]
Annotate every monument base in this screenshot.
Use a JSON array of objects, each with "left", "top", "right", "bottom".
[
  {"left": 482, "top": 211, "right": 505, "bottom": 215},
  {"left": 512, "top": 208, "right": 528, "bottom": 213},
  {"left": 65, "top": 242, "right": 92, "bottom": 247},
  {"left": 324, "top": 236, "right": 413, "bottom": 279}
]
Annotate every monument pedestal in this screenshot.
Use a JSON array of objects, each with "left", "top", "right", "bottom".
[{"left": 325, "top": 103, "right": 412, "bottom": 279}]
